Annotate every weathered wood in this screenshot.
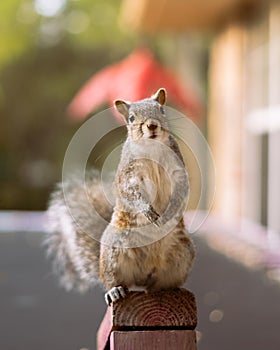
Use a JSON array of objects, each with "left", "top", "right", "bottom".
[
  {"left": 97, "top": 307, "right": 112, "bottom": 350},
  {"left": 97, "top": 288, "right": 197, "bottom": 350},
  {"left": 110, "top": 330, "right": 197, "bottom": 350}
]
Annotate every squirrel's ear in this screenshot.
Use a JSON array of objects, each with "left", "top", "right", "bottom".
[
  {"left": 114, "top": 100, "right": 130, "bottom": 121},
  {"left": 152, "top": 88, "right": 166, "bottom": 105}
]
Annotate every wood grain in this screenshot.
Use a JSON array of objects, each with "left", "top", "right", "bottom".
[
  {"left": 97, "top": 288, "right": 197, "bottom": 349},
  {"left": 112, "top": 289, "right": 197, "bottom": 329},
  {"left": 110, "top": 330, "right": 197, "bottom": 350}
]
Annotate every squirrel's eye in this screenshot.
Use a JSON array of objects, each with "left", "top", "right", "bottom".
[{"left": 129, "top": 115, "right": 135, "bottom": 123}]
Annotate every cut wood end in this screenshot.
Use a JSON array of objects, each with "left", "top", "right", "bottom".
[{"left": 97, "top": 288, "right": 197, "bottom": 350}]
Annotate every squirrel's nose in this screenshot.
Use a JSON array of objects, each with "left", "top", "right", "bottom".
[{"left": 147, "top": 123, "right": 158, "bottom": 131}]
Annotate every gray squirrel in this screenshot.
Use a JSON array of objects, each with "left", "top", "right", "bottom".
[{"left": 45, "top": 88, "right": 195, "bottom": 305}]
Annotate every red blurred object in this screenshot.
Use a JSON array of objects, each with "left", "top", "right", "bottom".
[{"left": 68, "top": 49, "right": 203, "bottom": 123}]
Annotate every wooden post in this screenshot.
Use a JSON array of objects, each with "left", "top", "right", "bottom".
[{"left": 97, "top": 288, "right": 197, "bottom": 350}]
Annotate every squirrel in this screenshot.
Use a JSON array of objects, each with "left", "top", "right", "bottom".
[{"left": 45, "top": 88, "right": 195, "bottom": 305}]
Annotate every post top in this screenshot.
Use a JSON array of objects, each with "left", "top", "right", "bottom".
[
  {"left": 97, "top": 288, "right": 197, "bottom": 349},
  {"left": 111, "top": 288, "right": 197, "bottom": 329}
]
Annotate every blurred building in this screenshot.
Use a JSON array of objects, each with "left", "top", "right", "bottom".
[{"left": 119, "top": 0, "right": 280, "bottom": 270}]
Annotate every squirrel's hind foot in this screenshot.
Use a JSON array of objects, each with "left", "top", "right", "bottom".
[{"left": 105, "top": 286, "right": 127, "bottom": 306}]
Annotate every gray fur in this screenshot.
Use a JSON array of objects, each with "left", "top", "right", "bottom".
[
  {"left": 45, "top": 89, "right": 195, "bottom": 300},
  {"left": 45, "top": 170, "right": 113, "bottom": 292}
]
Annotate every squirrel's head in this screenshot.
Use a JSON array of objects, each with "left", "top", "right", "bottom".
[{"left": 114, "top": 88, "right": 170, "bottom": 142}]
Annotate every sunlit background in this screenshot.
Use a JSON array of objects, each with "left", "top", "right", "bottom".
[
  {"left": 1, "top": 0, "right": 280, "bottom": 349},
  {"left": 0, "top": 0, "right": 134, "bottom": 211}
]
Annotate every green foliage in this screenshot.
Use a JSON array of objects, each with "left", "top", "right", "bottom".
[
  {"left": 0, "top": 0, "right": 132, "bottom": 69},
  {"left": 0, "top": 44, "right": 128, "bottom": 210},
  {"left": 65, "top": 0, "right": 126, "bottom": 46},
  {"left": 0, "top": 0, "right": 37, "bottom": 67},
  {"left": 0, "top": 0, "right": 137, "bottom": 210}
]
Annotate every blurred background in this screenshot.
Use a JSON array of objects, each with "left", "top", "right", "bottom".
[{"left": 1, "top": 0, "right": 280, "bottom": 349}]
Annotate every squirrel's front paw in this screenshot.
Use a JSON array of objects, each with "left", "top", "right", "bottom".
[
  {"left": 105, "top": 286, "right": 127, "bottom": 306},
  {"left": 144, "top": 206, "right": 160, "bottom": 226}
]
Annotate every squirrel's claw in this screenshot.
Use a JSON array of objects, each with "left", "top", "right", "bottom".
[
  {"left": 105, "top": 286, "right": 127, "bottom": 306},
  {"left": 152, "top": 218, "right": 161, "bottom": 227},
  {"left": 144, "top": 206, "right": 161, "bottom": 226}
]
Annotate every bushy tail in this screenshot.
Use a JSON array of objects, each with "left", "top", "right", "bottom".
[{"left": 45, "top": 170, "right": 113, "bottom": 292}]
